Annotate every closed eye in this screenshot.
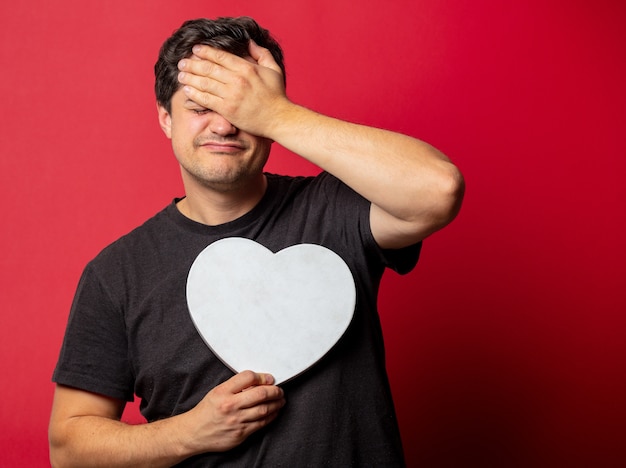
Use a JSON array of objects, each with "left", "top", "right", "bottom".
[{"left": 184, "top": 99, "right": 212, "bottom": 115}]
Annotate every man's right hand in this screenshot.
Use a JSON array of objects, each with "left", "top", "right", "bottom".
[{"left": 181, "top": 370, "right": 286, "bottom": 453}]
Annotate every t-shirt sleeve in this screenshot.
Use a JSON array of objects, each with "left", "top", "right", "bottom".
[
  {"left": 377, "top": 241, "right": 422, "bottom": 275},
  {"left": 52, "top": 262, "right": 134, "bottom": 401},
  {"left": 362, "top": 204, "right": 422, "bottom": 275},
  {"left": 316, "top": 172, "right": 421, "bottom": 275}
]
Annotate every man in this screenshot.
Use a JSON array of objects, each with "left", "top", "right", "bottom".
[{"left": 49, "top": 17, "right": 464, "bottom": 467}]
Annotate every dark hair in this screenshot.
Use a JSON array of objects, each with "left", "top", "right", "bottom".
[{"left": 155, "top": 17, "right": 285, "bottom": 112}]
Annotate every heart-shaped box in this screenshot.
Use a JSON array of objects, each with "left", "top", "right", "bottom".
[{"left": 187, "top": 238, "right": 356, "bottom": 384}]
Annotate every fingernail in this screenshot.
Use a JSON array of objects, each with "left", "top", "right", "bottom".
[
  {"left": 178, "top": 59, "right": 187, "bottom": 70},
  {"left": 178, "top": 71, "right": 186, "bottom": 82},
  {"left": 192, "top": 44, "right": 202, "bottom": 54}
]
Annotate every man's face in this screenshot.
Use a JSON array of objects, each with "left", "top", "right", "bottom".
[{"left": 158, "top": 88, "right": 272, "bottom": 192}]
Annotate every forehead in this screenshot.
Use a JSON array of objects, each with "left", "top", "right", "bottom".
[{"left": 169, "top": 88, "right": 200, "bottom": 108}]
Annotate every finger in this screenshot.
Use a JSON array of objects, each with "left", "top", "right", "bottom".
[
  {"left": 190, "top": 44, "right": 243, "bottom": 71},
  {"left": 236, "top": 406, "right": 282, "bottom": 440},
  {"left": 237, "top": 384, "right": 284, "bottom": 411},
  {"left": 180, "top": 83, "right": 222, "bottom": 111},
  {"left": 178, "top": 56, "right": 230, "bottom": 85},
  {"left": 248, "top": 40, "right": 282, "bottom": 75},
  {"left": 239, "top": 397, "right": 286, "bottom": 424},
  {"left": 178, "top": 68, "right": 224, "bottom": 98},
  {"left": 224, "top": 370, "right": 275, "bottom": 394}
]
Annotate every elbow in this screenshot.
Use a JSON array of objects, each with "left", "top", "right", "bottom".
[
  {"left": 49, "top": 441, "right": 78, "bottom": 468},
  {"left": 441, "top": 164, "right": 465, "bottom": 223},
  {"left": 49, "top": 422, "right": 74, "bottom": 468},
  {"left": 49, "top": 431, "right": 65, "bottom": 468},
  {"left": 49, "top": 454, "right": 63, "bottom": 468},
  {"left": 49, "top": 442, "right": 63, "bottom": 468},
  {"left": 423, "top": 164, "right": 465, "bottom": 233}
]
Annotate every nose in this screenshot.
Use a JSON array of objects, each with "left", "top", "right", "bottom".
[{"left": 208, "top": 113, "right": 237, "bottom": 136}]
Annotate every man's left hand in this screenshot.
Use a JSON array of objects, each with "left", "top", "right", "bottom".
[{"left": 177, "top": 41, "right": 289, "bottom": 138}]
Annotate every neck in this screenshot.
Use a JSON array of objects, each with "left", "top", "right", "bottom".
[{"left": 177, "top": 174, "right": 268, "bottom": 226}]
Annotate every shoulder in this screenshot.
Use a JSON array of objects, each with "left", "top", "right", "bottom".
[{"left": 86, "top": 203, "right": 177, "bottom": 271}]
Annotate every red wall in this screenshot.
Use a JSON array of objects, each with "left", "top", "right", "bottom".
[{"left": 1, "top": 1, "right": 624, "bottom": 466}]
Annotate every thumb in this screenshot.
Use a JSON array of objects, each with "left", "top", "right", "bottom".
[{"left": 248, "top": 40, "right": 282, "bottom": 74}]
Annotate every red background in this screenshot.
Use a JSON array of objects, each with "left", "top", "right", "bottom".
[{"left": 1, "top": 1, "right": 625, "bottom": 466}]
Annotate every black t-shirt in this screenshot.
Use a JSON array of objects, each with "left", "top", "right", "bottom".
[{"left": 53, "top": 172, "right": 420, "bottom": 467}]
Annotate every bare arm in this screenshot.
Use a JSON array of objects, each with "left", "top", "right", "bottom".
[
  {"left": 49, "top": 371, "right": 285, "bottom": 468},
  {"left": 264, "top": 105, "right": 464, "bottom": 248},
  {"left": 177, "top": 43, "right": 464, "bottom": 249}
]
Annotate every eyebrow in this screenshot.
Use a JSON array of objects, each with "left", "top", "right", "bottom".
[{"left": 184, "top": 99, "right": 206, "bottom": 108}]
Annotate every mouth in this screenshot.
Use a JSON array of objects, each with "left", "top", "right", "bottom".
[{"left": 197, "top": 140, "right": 247, "bottom": 153}]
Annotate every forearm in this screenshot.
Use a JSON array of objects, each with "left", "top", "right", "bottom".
[
  {"left": 268, "top": 102, "right": 463, "bottom": 224},
  {"left": 49, "top": 413, "right": 196, "bottom": 468},
  {"left": 49, "top": 373, "right": 284, "bottom": 467}
]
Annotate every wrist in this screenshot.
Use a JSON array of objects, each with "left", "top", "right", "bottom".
[
  {"left": 263, "top": 101, "right": 310, "bottom": 142},
  {"left": 164, "top": 411, "right": 204, "bottom": 459}
]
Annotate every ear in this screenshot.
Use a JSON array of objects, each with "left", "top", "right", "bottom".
[{"left": 157, "top": 102, "right": 172, "bottom": 139}]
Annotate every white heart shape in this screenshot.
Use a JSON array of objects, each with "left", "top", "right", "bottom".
[{"left": 186, "top": 238, "right": 356, "bottom": 384}]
